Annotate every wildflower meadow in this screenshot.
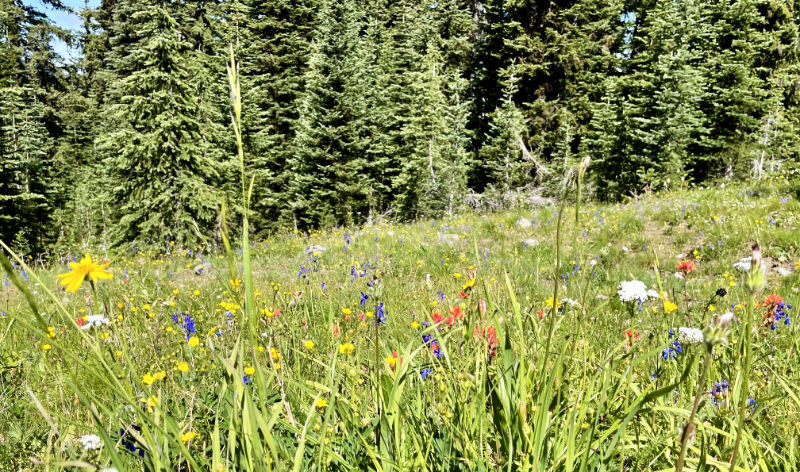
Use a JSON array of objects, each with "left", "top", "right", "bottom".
[
  {"left": 2, "top": 153, "right": 800, "bottom": 471},
  {"left": 2, "top": 21, "right": 800, "bottom": 470}
]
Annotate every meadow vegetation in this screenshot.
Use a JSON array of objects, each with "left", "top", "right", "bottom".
[{"left": 1, "top": 170, "right": 799, "bottom": 471}]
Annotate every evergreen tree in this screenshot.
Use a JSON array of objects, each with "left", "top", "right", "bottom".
[{"left": 100, "top": 1, "right": 223, "bottom": 249}]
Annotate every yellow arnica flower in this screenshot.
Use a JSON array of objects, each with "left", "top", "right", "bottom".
[
  {"left": 244, "top": 366, "right": 255, "bottom": 376},
  {"left": 176, "top": 362, "right": 190, "bottom": 372},
  {"left": 316, "top": 398, "right": 327, "bottom": 408},
  {"left": 663, "top": 300, "right": 678, "bottom": 313},
  {"left": 304, "top": 340, "right": 316, "bottom": 350},
  {"left": 56, "top": 253, "right": 112, "bottom": 292},
  {"left": 180, "top": 431, "right": 197, "bottom": 443},
  {"left": 339, "top": 343, "right": 354, "bottom": 355},
  {"left": 187, "top": 336, "right": 200, "bottom": 347},
  {"left": 462, "top": 278, "right": 477, "bottom": 291}
]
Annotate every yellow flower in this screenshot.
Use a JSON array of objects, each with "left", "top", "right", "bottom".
[
  {"left": 304, "top": 340, "right": 316, "bottom": 350},
  {"left": 270, "top": 348, "right": 282, "bottom": 361},
  {"left": 180, "top": 431, "right": 197, "bottom": 443},
  {"left": 56, "top": 253, "right": 112, "bottom": 292},
  {"left": 42, "top": 344, "right": 52, "bottom": 352},
  {"left": 154, "top": 371, "right": 166, "bottom": 380},
  {"left": 385, "top": 356, "right": 397, "bottom": 367},
  {"left": 663, "top": 300, "right": 678, "bottom": 313},
  {"left": 230, "top": 278, "right": 241, "bottom": 289},
  {"left": 546, "top": 298, "right": 561, "bottom": 309},
  {"left": 316, "top": 397, "right": 328, "bottom": 408},
  {"left": 143, "top": 373, "right": 156, "bottom": 385},
  {"left": 341, "top": 308, "right": 352, "bottom": 315},
  {"left": 708, "top": 304, "right": 715, "bottom": 312},
  {"left": 339, "top": 343, "right": 354, "bottom": 355},
  {"left": 176, "top": 362, "right": 190, "bottom": 372},
  {"left": 187, "top": 336, "right": 199, "bottom": 347},
  {"left": 411, "top": 321, "right": 420, "bottom": 329},
  {"left": 462, "top": 278, "right": 476, "bottom": 291},
  {"left": 453, "top": 272, "right": 462, "bottom": 278},
  {"left": 244, "top": 366, "right": 255, "bottom": 376}
]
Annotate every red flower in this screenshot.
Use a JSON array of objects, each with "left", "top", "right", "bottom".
[
  {"left": 759, "top": 294, "right": 785, "bottom": 327},
  {"left": 431, "top": 312, "right": 445, "bottom": 325},
  {"left": 475, "top": 325, "right": 499, "bottom": 356},
  {"left": 448, "top": 306, "right": 466, "bottom": 324},
  {"left": 537, "top": 309, "right": 545, "bottom": 320},
  {"left": 76, "top": 317, "right": 86, "bottom": 327},
  {"left": 624, "top": 328, "right": 640, "bottom": 346},
  {"left": 675, "top": 260, "right": 695, "bottom": 275},
  {"left": 458, "top": 290, "right": 468, "bottom": 299}
]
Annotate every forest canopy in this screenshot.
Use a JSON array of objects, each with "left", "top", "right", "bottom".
[{"left": 2, "top": 0, "right": 798, "bottom": 252}]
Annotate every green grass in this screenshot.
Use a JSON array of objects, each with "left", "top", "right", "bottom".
[{"left": 1, "top": 173, "right": 799, "bottom": 471}]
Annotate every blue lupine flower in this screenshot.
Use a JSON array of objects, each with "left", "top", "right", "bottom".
[
  {"left": 710, "top": 380, "right": 730, "bottom": 405},
  {"left": 436, "top": 291, "right": 445, "bottom": 301},
  {"left": 182, "top": 314, "right": 196, "bottom": 339},
  {"left": 360, "top": 292, "right": 369, "bottom": 306},
  {"left": 376, "top": 302, "right": 386, "bottom": 324},
  {"left": 321, "top": 282, "right": 327, "bottom": 292},
  {"left": 420, "top": 368, "right": 433, "bottom": 379}
]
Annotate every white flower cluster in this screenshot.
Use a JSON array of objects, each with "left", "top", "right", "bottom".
[
  {"left": 617, "top": 280, "right": 659, "bottom": 303},
  {"left": 676, "top": 327, "right": 704, "bottom": 345},
  {"left": 716, "top": 311, "right": 734, "bottom": 327},
  {"left": 81, "top": 314, "right": 110, "bottom": 330},
  {"left": 78, "top": 433, "right": 102, "bottom": 451},
  {"left": 733, "top": 256, "right": 766, "bottom": 273}
]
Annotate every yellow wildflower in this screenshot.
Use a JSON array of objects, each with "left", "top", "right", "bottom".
[
  {"left": 304, "top": 340, "right": 316, "bottom": 350},
  {"left": 56, "top": 253, "right": 112, "bottom": 292},
  {"left": 176, "top": 362, "right": 190, "bottom": 372},
  {"left": 339, "top": 343, "right": 354, "bottom": 355},
  {"left": 188, "top": 336, "right": 199, "bottom": 347},
  {"left": 663, "top": 300, "right": 678, "bottom": 313}
]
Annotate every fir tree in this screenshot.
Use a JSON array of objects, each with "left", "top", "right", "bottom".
[{"left": 100, "top": 1, "right": 222, "bottom": 249}]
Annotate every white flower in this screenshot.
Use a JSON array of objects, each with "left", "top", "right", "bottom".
[
  {"left": 100, "top": 468, "right": 119, "bottom": 472},
  {"left": 676, "top": 327, "right": 704, "bottom": 345},
  {"left": 562, "top": 298, "right": 579, "bottom": 306},
  {"left": 596, "top": 295, "right": 609, "bottom": 300},
  {"left": 81, "top": 314, "right": 110, "bottom": 330},
  {"left": 617, "top": 280, "right": 659, "bottom": 303},
  {"left": 78, "top": 433, "right": 102, "bottom": 451},
  {"left": 673, "top": 272, "right": 684, "bottom": 279},
  {"left": 589, "top": 259, "right": 598, "bottom": 267},
  {"left": 733, "top": 256, "right": 766, "bottom": 274},
  {"left": 717, "top": 311, "right": 735, "bottom": 328}
]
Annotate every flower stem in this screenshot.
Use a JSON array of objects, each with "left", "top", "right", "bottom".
[
  {"left": 729, "top": 292, "right": 755, "bottom": 470},
  {"left": 676, "top": 344, "right": 712, "bottom": 472}
]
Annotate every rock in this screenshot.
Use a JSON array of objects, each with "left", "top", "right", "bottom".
[
  {"left": 438, "top": 233, "right": 460, "bottom": 245},
  {"left": 306, "top": 244, "right": 326, "bottom": 256},
  {"left": 193, "top": 262, "right": 211, "bottom": 275},
  {"left": 515, "top": 217, "right": 533, "bottom": 229},
  {"left": 521, "top": 239, "right": 539, "bottom": 249}
]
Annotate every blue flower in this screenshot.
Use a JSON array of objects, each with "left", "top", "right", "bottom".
[
  {"left": 375, "top": 302, "right": 386, "bottom": 324},
  {"left": 360, "top": 292, "right": 369, "bottom": 306},
  {"left": 710, "top": 380, "right": 730, "bottom": 405},
  {"left": 420, "top": 368, "right": 433, "bottom": 379}
]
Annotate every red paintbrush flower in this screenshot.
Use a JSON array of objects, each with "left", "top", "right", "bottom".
[{"left": 675, "top": 260, "right": 695, "bottom": 275}]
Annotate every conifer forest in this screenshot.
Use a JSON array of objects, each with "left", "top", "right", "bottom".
[
  {"left": 2, "top": 0, "right": 798, "bottom": 251},
  {"left": 2, "top": 1, "right": 800, "bottom": 472}
]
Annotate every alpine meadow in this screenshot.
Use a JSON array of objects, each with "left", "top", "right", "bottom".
[{"left": 2, "top": 1, "right": 800, "bottom": 471}]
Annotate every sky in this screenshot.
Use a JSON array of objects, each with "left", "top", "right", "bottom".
[{"left": 27, "top": 0, "right": 101, "bottom": 60}]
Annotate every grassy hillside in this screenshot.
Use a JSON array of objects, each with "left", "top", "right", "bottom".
[{"left": 1, "top": 174, "right": 799, "bottom": 471}]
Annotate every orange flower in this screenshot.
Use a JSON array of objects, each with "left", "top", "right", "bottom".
[{"left": 675, "top": 260, "right": 695, "bottom": 275}]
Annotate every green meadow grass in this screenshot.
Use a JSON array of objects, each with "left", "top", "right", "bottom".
[{"left": 1, "top": 173, "right": 799, "bottom": 471}]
